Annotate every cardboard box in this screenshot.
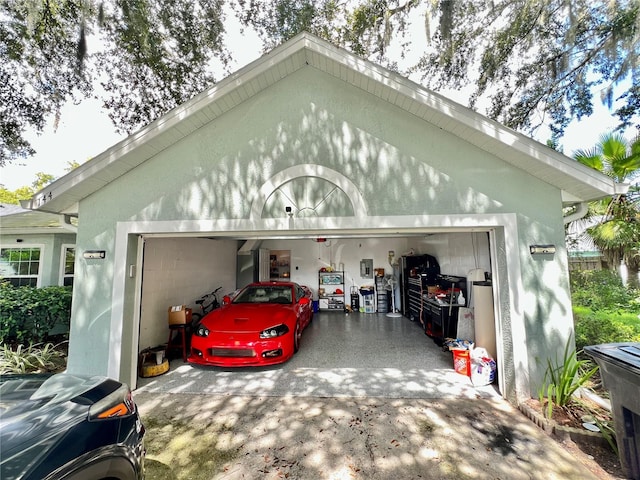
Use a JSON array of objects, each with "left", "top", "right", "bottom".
[{"left": 168, "top": 305, "right": 192, "bottom": 325}]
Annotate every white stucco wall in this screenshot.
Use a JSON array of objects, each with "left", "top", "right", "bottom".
[
  {"left": 257, "top": 237, "right": 412, "bottom": 295},
  {"left": 137, "top": 237, "right": 237, "bottom": 351},
  {"left": 409, "top": 232, "right": 492, "bottom": 278}
]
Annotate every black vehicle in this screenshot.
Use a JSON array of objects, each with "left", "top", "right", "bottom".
[{"left": 0, "top": 373, "right": 145, "bottom": 480}]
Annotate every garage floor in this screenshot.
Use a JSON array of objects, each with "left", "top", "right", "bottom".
[{"left": 135, "top": 312, "right": 499, "bottom": 399}]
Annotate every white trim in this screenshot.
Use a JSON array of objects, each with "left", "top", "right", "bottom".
[
  {"left": 113, "top": 213, "right": 511, "bottom": 239},
  {"left": 249, "top": 164, "right": 368, "bottom": 220},
  {"left": 0, "top": 243, "right": 45, "bottom": 287},
  {"left": 127, "top": 236, "right": 145, "bottom": 390},
  {"left": 0, "top": 227, "right": 75, "bottom": 235},
  {"left": 59, "top": 244, "right": 75, "bottom": 286},
  {"left": 109, "top": 213, "right": 526, "bottom": 398}
]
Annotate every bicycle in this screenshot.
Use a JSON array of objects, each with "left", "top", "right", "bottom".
[{"left": 191, "top": 286, "right": 223, "bottom": 326}]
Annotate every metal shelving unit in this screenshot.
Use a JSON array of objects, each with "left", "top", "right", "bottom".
[{"left": 318, "top": 271, "right": 345, "bottom": 311}]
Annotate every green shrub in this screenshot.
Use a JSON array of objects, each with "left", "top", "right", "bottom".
[
  {"left": 571, "top": 269, "right": 640, "bottom": 350},
  {"left": 570, "top": 270, "right": 639, "bottom": 312},
  {"left": 0, "top": 283, "right": 72, "bottom": 344},
  {"left": 573, "top": 306, "right": 640, "bottom": 350}
]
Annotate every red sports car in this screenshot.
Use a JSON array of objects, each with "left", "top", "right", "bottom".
[{"left": 188, "top": 281, "right": 313, "bottom": 367}]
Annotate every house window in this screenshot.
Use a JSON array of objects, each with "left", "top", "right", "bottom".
[
  {"left": 0, "top": 246, "right": 42, "bottom": 287},
  {"left": 60, "top": 245, "right": 75, "bottom": 287}
]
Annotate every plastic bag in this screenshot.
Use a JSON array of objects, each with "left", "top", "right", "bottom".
[{"left": 470, "top": 348, "right": 496, "bottom": 386}]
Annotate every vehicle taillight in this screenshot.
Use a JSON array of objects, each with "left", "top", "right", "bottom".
[{"left": 89, "top": 385, "right": 136, "bottom": 420}]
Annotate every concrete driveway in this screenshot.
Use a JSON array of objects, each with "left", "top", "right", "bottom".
[{"left": 133, "top": 313, "right": 609, "bottom": 479}]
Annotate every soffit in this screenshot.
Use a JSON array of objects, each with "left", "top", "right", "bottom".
[{"left": 0, "top": 203, "right": 75, "bottom": 234}]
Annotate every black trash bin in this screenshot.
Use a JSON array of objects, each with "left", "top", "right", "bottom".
[
  {"left": 350, "top": 293, "right": 359, "bottom": 311},
  {"left": 584, "top": 342, "right": 640, "bottom": 480}
]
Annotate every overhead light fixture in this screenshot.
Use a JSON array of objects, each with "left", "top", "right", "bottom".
[{"left": 529, "top": 245, "right": 556, "bottom": 255}]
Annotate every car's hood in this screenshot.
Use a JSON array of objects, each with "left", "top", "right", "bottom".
[
  {"left": 0, "top": 374, "right": 110, "bottom": 477},
  {"left": 202, "top": 304, "right": 295, "bottom": 332}
]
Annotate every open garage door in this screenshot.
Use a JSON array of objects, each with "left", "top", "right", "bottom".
[{"left": 133, "top": 229, "right": 501, "bottom": 396}]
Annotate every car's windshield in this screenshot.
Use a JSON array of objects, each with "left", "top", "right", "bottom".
[{"left": 233, "top": 286, "right": 293, "bottom": 304}]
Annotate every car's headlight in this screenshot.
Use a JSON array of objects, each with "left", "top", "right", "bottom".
[
  {"left": 89, "top": 384, "right": 135, "bottom": 420},
  {"left": 194, "top": 325, "right": 210, "bottom": 337},
  {"left": 260, "top": 324, "right": 289, "bottom": 338}
]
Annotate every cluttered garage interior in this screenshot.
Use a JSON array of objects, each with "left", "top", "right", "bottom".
[{"left": 138, "top": 230, "right": 497, "bottom": 386}]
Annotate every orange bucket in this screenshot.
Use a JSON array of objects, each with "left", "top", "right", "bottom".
[{"left": 452, "top": 348, "right": 471, "bottom": 377}]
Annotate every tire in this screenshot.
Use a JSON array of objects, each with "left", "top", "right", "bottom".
[{"left": 293, "top": 322, "right": 300, "bottom": 353}]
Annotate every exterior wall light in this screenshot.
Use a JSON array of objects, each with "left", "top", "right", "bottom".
[
  {"left": 83, "top": 250, "right": 106, "bottom": 259},
  {"left": 529, "top": 245, "right": 556, "bottom": 255}
]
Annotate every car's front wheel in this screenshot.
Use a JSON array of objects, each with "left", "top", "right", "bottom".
[{"left": 293, "top": 321, "right": 300, "bottom": 353}]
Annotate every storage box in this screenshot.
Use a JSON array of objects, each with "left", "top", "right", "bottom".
[
  {"left": 167, "top": 305, "right": 192, "bottom": 325},
  {"left": 452, "top": 348, "right": 471, "bottom": 377}
]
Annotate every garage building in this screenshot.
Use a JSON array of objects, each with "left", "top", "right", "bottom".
[{"left": 22, "top": 32, "right": 620, "bottom": 403}]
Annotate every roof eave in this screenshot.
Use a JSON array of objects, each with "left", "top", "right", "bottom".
[
  {"left": 22, "top": 32, "right": 619, "bottom": 213},
  {"left": 24, "top": 34, "right": 315, "bottom": 215},
  {"left": 0, "top": 226, "right": 76, "bottom": 235}
]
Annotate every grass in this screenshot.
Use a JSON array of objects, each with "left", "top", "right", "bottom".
[{"left": 142, "top": 416, "right": 241, "bottom": 480}]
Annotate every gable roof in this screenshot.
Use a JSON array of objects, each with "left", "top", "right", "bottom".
[{"left": 22, "top": 32, "right": 622, "bottom": 215}]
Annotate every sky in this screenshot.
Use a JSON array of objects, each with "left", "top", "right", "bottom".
[
  {"left": 0, "top": 9, "right": 636, "bottom": 191},
  {"left": 1, "top": 9, "right": 264, "bottom": 192}
]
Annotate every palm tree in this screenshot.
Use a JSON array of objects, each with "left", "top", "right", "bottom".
[{"left": 572, "top": 133, "right": 640, "bottom": 272}]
